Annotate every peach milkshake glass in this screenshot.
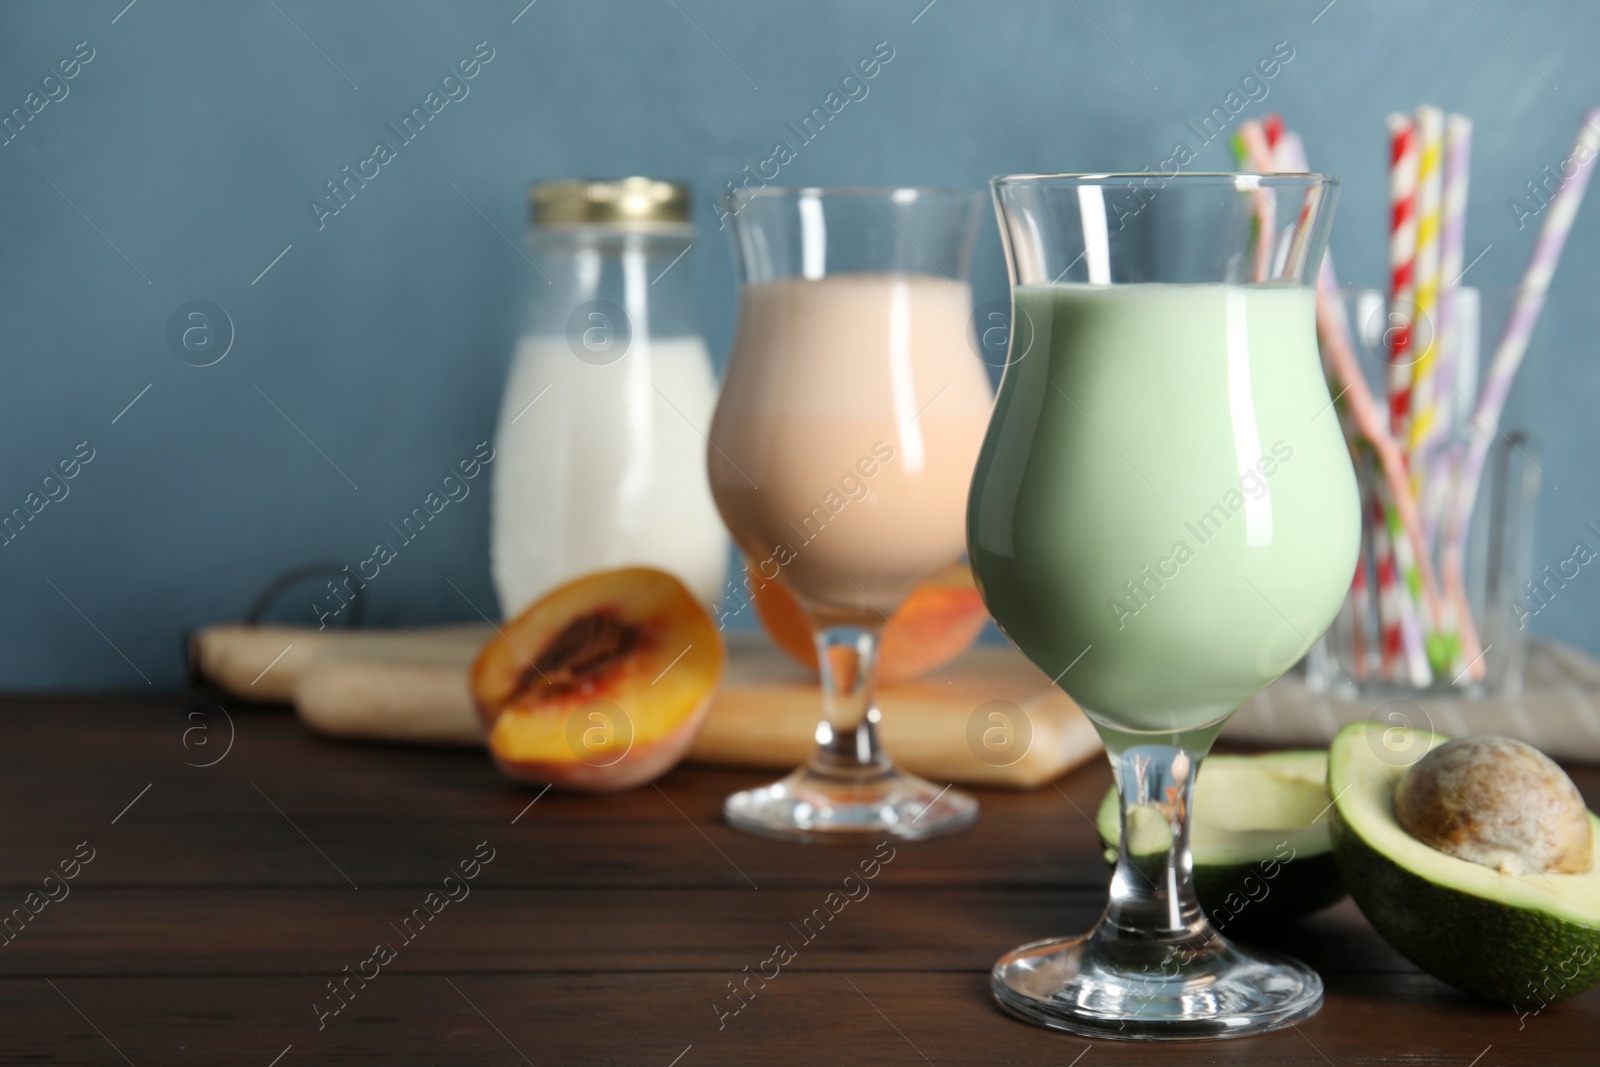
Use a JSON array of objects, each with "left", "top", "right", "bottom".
[{"left": 709, "top": 187, "right": 992, "bottom": 841}]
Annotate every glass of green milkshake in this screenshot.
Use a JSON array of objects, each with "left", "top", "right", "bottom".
[{"left": 972, "top": 173, "right": 1356, "bottom": 1039}]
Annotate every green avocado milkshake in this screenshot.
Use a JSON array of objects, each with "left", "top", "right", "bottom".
[
  {"left": 968, "top": 282, "right": 1359, "bottom": 734},
  {"left": 980, "top": 173, "right": 1349, "bottom": 1039}
]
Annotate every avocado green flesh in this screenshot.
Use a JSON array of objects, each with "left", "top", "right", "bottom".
[
  {"left": 1329, "top": 723, "right": 1600, "bottom": 1005},
  {"left": 1096, "top": 750, "right": 1346, "bottom": 926}
]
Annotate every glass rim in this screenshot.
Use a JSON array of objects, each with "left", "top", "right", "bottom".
[
  {"left": 726, "top": 185, "right": 982, "bottom": 200},
  {"left": 991, "top": 172, "right": 1339, "bottom": 188}
]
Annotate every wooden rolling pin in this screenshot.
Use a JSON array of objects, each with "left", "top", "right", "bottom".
[
  {"left": 191, "top": 624, "right": 492, "bottom": 704},
  {"left": 192, "top": 624, "right": 1101, "bottom": 788}
]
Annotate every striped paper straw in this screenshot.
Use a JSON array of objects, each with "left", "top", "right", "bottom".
[
  {"left": 1349, "top": 492, "right": 1372, "bottom": 679},
  {"left": 1370, "top": 493, "right": 1402, "bottom": 675},
  {"left": 1453, "top": 287, "right": 1482, "bottom": 412},
  {"left": 1405, "top": 106, "right": 1453, "bottom": 675},
  {"left": 1272, "top": 125, "right": 1296, "bottom": 172},
  {"left": 1276, "top": 130, "right": 1389, "bottom": 678},
  {"left": 1382, "top": 113, "right": 1426, "bottom": 672},
  {"left": 1430, "top": 115, "right": 1473, "bottom": 462},
  {"left": 1314, "top": 271, "right": 1456, "bottom": 679},
  {"left": 1386, "top": 113, "right": 1420, "bottom": 439},
  {"left": 1407, "top": 107, "right": 1447, "bottom": 458},
  {"left": 1275, "top": 125, "right": 1453, "bottom": 680},
  {"left": 1444, "top": 108, "right": 1600, "bottom": 673},
  {"left": 1236, "top": 120, "right": 1276, "bottom": 280},
  {"left": 1277, "top": 130, "right": 1387, "bottom": 676},
  {"left": 1414, "top": 115, "right": 1472, "bottom": 675},
  {"left": 1265, "top": 112, "right": 1285, "bottom": 152},
  {"left": 1417, "top": 115, "right": 1473, "bottom": 556},
  {"left": 1380, "top": 480, "right": 1434, "bottom": 685},
  {"left": 1276, "top": 129, "right": 1374, "bottom": 679},
  {"left": 1467, "top": 108, "right": 1600, "bottom": 474},
  {"left": 1276, "top": 132, "right": 1320, "bottom": 270}
]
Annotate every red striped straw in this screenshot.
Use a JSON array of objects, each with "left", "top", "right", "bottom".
[
  {"left": 1370, "top": 496, "right": 1401, "bottom": 674},
  {"left": 1237, "top": 120, "right": 1276, "bottom": 280},
  {"left": 1264, "top": 112, "right": 1285, "bottom": 151},
  {"left": 1271, "top": 124, "right": 1446, "bottom": 680},
  {"left": 1316, "top": 293, "right": 1450, "bottom": 682},
  {"left": 1386, "top": 114, "right": 1420, "bottom": 440},
  {"left": 1380, "top": 479, "right": 1435, "bottom": 685},
  {"left": 1443, "top": 108, "right": 1600, "bottom": 681},
  {"left": 1275, "top": 133, "right": 1320, "bottom": 271},
  {"left": 1349, "top": 522, "right": 1371, "bottom": 679},
  {"left": 1377, "top": 113, "right": 1420, "bottom": 677},
  {"left": 1275, "top": 130, "right": 1371, "bottom": 677}
]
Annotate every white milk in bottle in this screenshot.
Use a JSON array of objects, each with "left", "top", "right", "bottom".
[{"left": 490, "top": 178, "right": 727, "bottom": 615}]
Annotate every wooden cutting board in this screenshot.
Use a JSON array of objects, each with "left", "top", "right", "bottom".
[{"left": 192, "top": 624, "right": 1101, "bottom": 788}]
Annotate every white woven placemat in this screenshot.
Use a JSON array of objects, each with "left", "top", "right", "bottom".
[{"left": 1225, "top": 641, "right": 1600, "bottom": 762}]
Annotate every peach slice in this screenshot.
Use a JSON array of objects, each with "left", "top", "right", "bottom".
[
  {"left": 748, "top": 560, "right": 991, "bottom": 683},
  {"left": 471, "top": 566, "right": 724, "bottom": 793}
]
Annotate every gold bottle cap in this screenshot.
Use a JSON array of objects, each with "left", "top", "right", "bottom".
[{"left": 529, "top": 177, "right": 692, "bottom": 229}]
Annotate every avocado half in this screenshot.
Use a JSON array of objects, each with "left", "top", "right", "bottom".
[
  {"left": 1095, "top": 750, "right": 1346, "bottom": 927},
  {"left": 1328, "top": 722, "right": 1600, "bottom": 1006}
]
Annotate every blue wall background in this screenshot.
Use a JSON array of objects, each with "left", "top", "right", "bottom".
[{"left": 0, "top": 0, "right": 1596, "bottom": 689}]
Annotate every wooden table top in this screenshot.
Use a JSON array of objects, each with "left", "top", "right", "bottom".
[{"left": 1, "top": 694, "right": 1594, "bottom": 1065}]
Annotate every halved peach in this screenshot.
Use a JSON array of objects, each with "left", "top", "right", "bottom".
[
  {"left": 748, "top": 560, "right": 990, "bottom": 683},
  {"left": 471, "top": 566, "right": 724, "bottom": 793}
]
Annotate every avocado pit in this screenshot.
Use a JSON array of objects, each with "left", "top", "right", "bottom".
[{"left": 1393, "top": 735, "right": 1592, "bottom": 876}]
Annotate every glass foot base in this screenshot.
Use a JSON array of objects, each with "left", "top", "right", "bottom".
[
  {"left": 724, "top": 763, "right": 976, "bottom": 843},
  {"left": 992, "top": 929, "right": 1323, "bottom": 1040}
]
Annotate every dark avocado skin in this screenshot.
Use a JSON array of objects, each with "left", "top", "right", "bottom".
[
  {"left": 1099, "top": 826, "right": 1346, "bottom": 927},
  {"left": 1197, "top": 850, "right": 1347, "bottom": 930},
  {"left": 1330, "top": 807, "right": 1600, "bottom": 1007}
]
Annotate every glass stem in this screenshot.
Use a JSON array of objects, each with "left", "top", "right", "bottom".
[
  {"left": 1098, "top": 725, "right": 1224, "bottom": 957},
  {"left": 808, "top": 623, "right": 892, "bottom": 777}
]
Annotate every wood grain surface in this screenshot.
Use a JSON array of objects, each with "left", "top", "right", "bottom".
[{"left": 0, "top": 694, "right": 1592, "bottom": 1065}]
